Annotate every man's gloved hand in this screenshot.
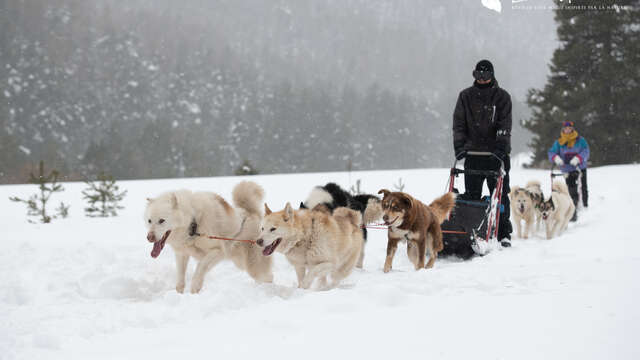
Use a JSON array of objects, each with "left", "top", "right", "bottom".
[
  {"left": 553, "top": 155, "right": 564, "bottom": 166},
  {"left": 493, "top": 142, "right": 507, "bottom": 163},
  {"left": 570, "top": 156, "right": 580, "bottom": 167},
  {"left": 454, "top": 139, "right": 466, "bottom": 161}
]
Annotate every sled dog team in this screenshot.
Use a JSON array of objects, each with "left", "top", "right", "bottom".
[
  {"left": 144, "top": 181, "right": 455, "bottom": 293},
  {"left": 510, "top": 179, "right": 575, "bottom": 241},
  {"left": 144, "top": 178, "right": 573, "bottom": 294}
]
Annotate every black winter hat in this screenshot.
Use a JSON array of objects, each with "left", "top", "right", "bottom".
[{"left": 475, "top": 60, "right": 494, "bottom": 74}]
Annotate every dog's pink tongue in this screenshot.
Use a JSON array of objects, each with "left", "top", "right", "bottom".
[
  {"left": 151, "top": 238, "right": 165, "bottom": 258},
  {"left": 262, "top": 239, "right": 280, "bottom": 256},
  {"left": 150, "top": 231, "right": 171, "bottom": 258},
  {"left": 262, "top": 244, "right": 274, "bottom": 256}
]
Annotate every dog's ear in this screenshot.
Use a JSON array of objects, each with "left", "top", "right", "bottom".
[
  {"left": 264, "top": 203, "right": 272, "bottom": 215},
  {"left": 398, "top": 193, "right": 413, "bottom": 209},
  {"left": 378, "top": 189, "right": 391, "bottom": 198},
  {"left": 170, "top": 194, "right": 178, "bottom": 209},
  {"left": 284, "top": 202, "right": 293, "bottom": 221}
]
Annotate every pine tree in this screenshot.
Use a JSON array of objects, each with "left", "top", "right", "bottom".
[
  {"left": 82, "top": 172, "right": 128, "bottom": 217},
  {"left": 393, "top": 178, "right": 405, "bottom": 192},
  {"left": 9, "top": 161, "right": 69, "bottom": 223},
  {"left": 524, "top": 0, "right": 640, "bottom": 166}
]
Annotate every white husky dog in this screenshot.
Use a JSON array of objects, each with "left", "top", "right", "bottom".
[
  {"left": 510, "top": 186, "right": 536, "bottom": 239},
  {"left": 510, "top": 180, "right": 545, "bottom": 239},
  {"left": 144, "top": 181, "right": 273, "bottom": 293},
  {"left": 539, "top": 180, "right": 576, "bottom": 240}
]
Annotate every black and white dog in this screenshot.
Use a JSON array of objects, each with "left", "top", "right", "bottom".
[{"left": 300, "top": 183, "right": 383, "bottom": 268}]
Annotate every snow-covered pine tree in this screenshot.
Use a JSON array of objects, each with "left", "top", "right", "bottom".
[
  {"left": 9, "top": 161, "right": 69, "bottom": 223},
  {"left": 393, "top": 178, "right": 405, "bottom": 192},
  {"left": 82, "top": 172, "right": 127, "bottom": 217},
  {"left": 234, "top": 160, "right": 259, "bottom": 176},
  {"left": 524, "top": 0, "right": 640, "bottom": 166}
]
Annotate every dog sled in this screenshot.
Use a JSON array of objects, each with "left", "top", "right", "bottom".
[
  {"left": 440, "top": 151, "right": 505, "bottom": 259},
  {"left": 551, "top": 164, "right": 583, "bottom": 218}
]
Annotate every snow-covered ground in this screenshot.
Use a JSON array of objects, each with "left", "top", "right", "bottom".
[{"left": 1, "top": 164, "right": 639, "bottom": 360}]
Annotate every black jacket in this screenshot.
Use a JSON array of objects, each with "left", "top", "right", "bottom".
[{"left": 452, "top": 79, "right": 512, "bottom": 155}]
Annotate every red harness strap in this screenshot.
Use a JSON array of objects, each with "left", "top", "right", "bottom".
[{"left": 199, "top": 234, "right": 256, "bottom": 244}]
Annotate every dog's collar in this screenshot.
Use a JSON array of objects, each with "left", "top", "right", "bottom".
[
  {"left": 280, "top": 217, "right": 311, "bottom": 255},
  {"left": 189, "top": 219, "right": 200, "bottom": 237}
]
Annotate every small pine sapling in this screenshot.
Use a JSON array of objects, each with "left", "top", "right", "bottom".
[
  {"left": 234, "top": 159, "right": 259, "bottom": 176},
  {"left": 82, "top": 172, "right": 128, "bottom": 217},
  {"left": 393, "top": 178, "right": 405, "bottom": 192},
  {"left": 9, "top": 161, "right": 69, "bottom": 223},
  {"left": 56, "top": 202, "right": 70, "bottom": 218}
]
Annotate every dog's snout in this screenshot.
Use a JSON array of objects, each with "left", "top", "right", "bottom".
[
  {"left": 383, "top": 215, "right": 389, "bottom": 222},
  {"left": 147, "top": 232, "right": 156, "bottom": 243},
  {"left": 256, "top": 238, "right": 264, "bottom": 246}
]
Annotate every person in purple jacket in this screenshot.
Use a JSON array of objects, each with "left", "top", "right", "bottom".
[{"left": 548, "top": 121, "right": 589, "bottom": 221}]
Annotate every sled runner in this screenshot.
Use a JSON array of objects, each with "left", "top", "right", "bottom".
[{"left": 440, "top": 151, "right": 505, "bottom": 259}]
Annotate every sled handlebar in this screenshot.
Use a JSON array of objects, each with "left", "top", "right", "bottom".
[
  {"left": 550, "top": 163, "right": 564, "bottom": 176},
  {"left": 466, "top": 151, "right": 493, "bottom": 156},
  {"left": 550, "top": 162, "right": 580, "bottom": 171},
  {"left": 550, "top": 163, "right": 580, "bottom": 179},
  {"left": 449, "top": 168, "right": 501, "bottom": 178},
  {"left": 446, "top": 151, "right": 505, "bottom": 195},
  {"left": 452, "top": 151, "right": 505, "bottom": 175}
]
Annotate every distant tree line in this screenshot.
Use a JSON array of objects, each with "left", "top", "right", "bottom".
[
  {"left": 2, "top": 1, "right": 589, "bottom": 184},
  {"left": 0, "top": 0, "right": 450, "bottom": 183}
]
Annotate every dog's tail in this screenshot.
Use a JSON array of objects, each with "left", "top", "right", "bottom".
[
  {"left": 358, "top": 196, "right": 383, "bottom": 224},
  {"left": 429, "top": 192, "right": 457, "bottom": 224},
  {"left": 333, "top": 207, "right": 363, "bottom": 229},
  {"left": 232, "top": 181, "right": 265, "bottom": 217},
  {"left": 551, "top": 180, "right": 569, "bottom": 195},
  {"left": 526, "top": 180, "right": 541, "bottom": 190},
  {"left": 303, "top": 186, "right": 333, "bottom": 210}
]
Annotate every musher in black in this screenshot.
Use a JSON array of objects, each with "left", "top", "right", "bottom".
[{"left": 452, "top": 60, "right": 513, "bottom": 246}]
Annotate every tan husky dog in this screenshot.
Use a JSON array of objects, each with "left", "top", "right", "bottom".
[{"left": 257, "top": 203, "right": 364, "bottom": 290}]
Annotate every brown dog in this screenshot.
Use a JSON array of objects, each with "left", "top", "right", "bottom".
[{"left": 378, "top": 190, "right": 456, "bottom": 272}]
